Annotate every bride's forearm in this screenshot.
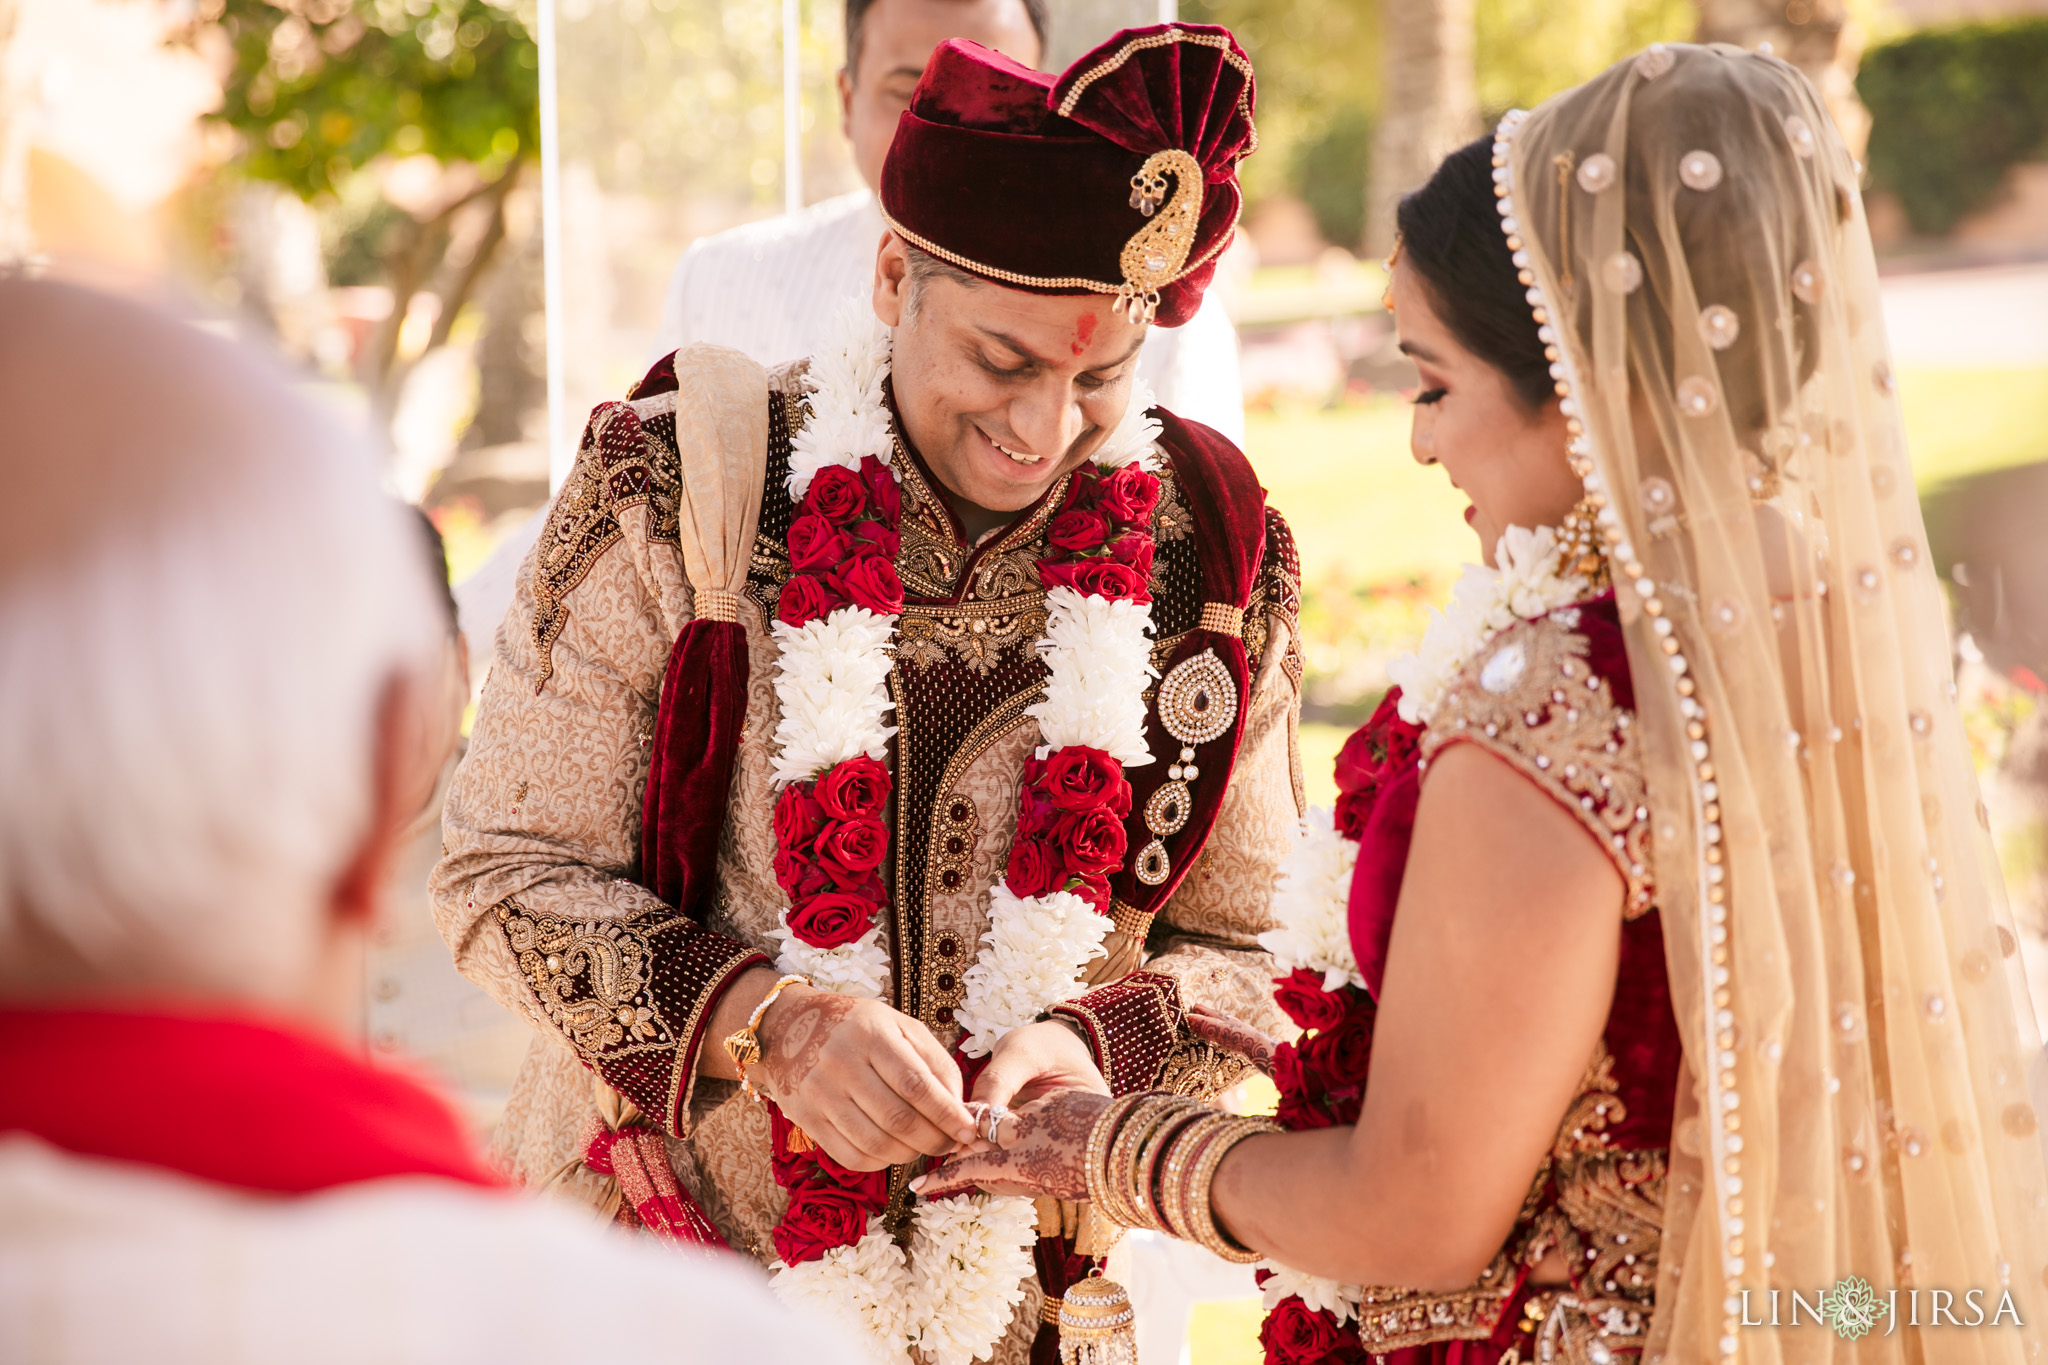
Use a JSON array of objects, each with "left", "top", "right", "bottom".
[{"left": 1208, "top": 1124, "right": 1514, "bottom": 1292}]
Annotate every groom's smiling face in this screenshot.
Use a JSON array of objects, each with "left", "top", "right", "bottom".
[{"left": 873, "top": 231, "right": 1147, "bottom": 526}]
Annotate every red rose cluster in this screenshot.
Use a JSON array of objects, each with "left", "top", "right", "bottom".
[
  {"left": 1039, "top": 463, "right": 1161, "bottom": 604},
  {"left": 1004, "top": 745, "right": 1132, "bottom": 914},
  {"left": 776, "top": 456, "right": 905, "bottom": 626},
  {"left": 767, "top": 1103, "right": 890, "bottom": 1265},
  {"left": 773, "top": 755, "right": 891, "bottom": 950},
  {"left": 994, "top": 461, "right": 1162, "bottom": 914},
  {"left": 1259, "top": 695, "right": 1422, "bottom": 1365}
]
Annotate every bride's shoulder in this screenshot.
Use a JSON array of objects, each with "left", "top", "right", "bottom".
[{"left": 1422, "top": 594, "right": 1654, "bottom": 916}]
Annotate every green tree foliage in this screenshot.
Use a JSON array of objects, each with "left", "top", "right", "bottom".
[
  {"left": 1182, "top": 0, "right": 1689, "bottom": 254},
  {"left": 209, "top": 0, "right": 537, "bottom": 200},
  {"left": 1859, "top": 19, "right": 2048, "bottom": 236},
  {"left": 187, "top": 0, "right": 539, "bottom": 424},
  {"left": 1474, "top": 0, "right": 1689, "bottom": 117}
]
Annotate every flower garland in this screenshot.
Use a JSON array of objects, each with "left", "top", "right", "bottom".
[
  {"left": 761, "top": 301, "right": 1165, "bottom": 1365},
  {"left": 1253, "top": 523, "right": 1590, "bottom": 1365},
  {"left": 1383, "top": 523, "right": 1585, "bottom": 727}
]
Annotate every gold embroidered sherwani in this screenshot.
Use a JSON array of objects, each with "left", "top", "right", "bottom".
[{"left": 431, "top": 346, "right": 1301, "bottom": 1353}]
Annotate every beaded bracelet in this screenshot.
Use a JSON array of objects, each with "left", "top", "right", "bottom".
[
  {"left": 1085, "top": 1093, "right": 1152, "bottom": 1226},
  {"left": 1136, "top": 1107, "right": 1209, "bottom": 1232}
]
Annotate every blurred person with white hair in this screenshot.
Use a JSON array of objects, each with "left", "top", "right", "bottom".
[{"left": 0, "top": 278, "right": 861, "bottom": 1365}]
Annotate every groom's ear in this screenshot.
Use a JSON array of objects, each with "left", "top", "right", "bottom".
[{"left": 873, "top": 231, "right": 911, "bottom": 328}]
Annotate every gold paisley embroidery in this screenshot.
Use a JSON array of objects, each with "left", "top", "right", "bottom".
[
  {"left": 500, "top": 902, "right": 676, "bottom": 1056},
  {"left": 1354, "top": 1251, "right": 1519, "bottom": 1351},
  {"left": 898, "top": 600, "right": 1049, "bottom": 674},
  {"left": 1422, "top": 612, "right": 1654, "bottom": 916}
]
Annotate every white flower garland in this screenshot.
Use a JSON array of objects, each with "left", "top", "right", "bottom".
[
  {"left": 1257, "top": 808, "right": 1366, "bottom": 995},
  {"left": 1252, "top": 812, "right": 1370, "bottom": 1325},
  {"left": 1383, "top": 524, "right": 1584, "bottom": 726},
  {"left": 766, "top": 302, "right": 1161, "bottom": 1364}
]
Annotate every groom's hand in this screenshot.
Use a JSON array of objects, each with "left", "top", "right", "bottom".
[
  {"left": 971, "top": 1018, "right": 1111, "bottom": 1115},
  {"left": 747, "top": 981, "right": 980, "bottom": 1171}
]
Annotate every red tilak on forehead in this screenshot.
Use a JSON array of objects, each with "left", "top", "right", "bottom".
[{"left": 1072, "top": 313, "right": 1098, "bottom": 356}]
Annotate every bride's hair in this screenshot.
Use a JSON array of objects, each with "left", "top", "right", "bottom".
[{"left": 1393, "top": 137, "right": 1554, "bottom": 411}]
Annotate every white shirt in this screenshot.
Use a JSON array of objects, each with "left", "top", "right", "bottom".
[
  {"left": 654, "top": 188, "right": 1247, "bottom": 445},
  {"left": 0, "top": 1135, "right": 858, "bottom": 1365}
]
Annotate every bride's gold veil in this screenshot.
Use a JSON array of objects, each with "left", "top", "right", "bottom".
[{"left": 1496, "top": 43, "right": 2048, "bottom": 1361}]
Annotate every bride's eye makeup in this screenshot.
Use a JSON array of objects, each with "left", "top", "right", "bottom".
[{"left": 1413, "top": 387, "right": 1448, "bottom": 406}]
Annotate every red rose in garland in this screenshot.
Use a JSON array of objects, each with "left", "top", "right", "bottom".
[
  {"left": 1036, "top": 746, "right": 1132, "bottom": 816},
  {"left": 802, "top": 463, "right": 868, "bottom": 522},
  {"left": 1004, "top": 838, "right": 1061, "bottom": 899},
  {"left": 1272, "top": 967, "right": 1348, "bottom": 1033},
  {"left": 816, "top": 756, "right": 890, "bottom": 820},
  {"left": 816, "top": 817, "right": 888, "bottom": 874},
  {"left": 785, "top": 891, "right": 877, "bottom": 949},
  {"left": 776, "top": 575, "right": 833, "bottom": 627},
  {"left": 773, "top": 1181, "right": 879, "bottom": 1265},
  {"left": 831, "top": 553, "right": 905, "bottom": 616}
]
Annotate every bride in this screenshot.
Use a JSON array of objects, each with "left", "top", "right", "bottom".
[{"left": 921, "top": 42, "right": 2048, "bottom": 1362}]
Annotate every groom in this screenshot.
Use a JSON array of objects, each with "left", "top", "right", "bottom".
[{"left": 435, "top": 23, "right": 1298, "bottom": 1361}]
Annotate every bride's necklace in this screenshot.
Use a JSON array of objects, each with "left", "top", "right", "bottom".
[
  {"left": 1385, "top": 507, "right": 1605, "bottom": 727},
  {"left": 757, "top": 301, "right": 1165, "bottom": 1365}
]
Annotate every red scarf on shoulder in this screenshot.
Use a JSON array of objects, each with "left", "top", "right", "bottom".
[{"left": 0, "top": 1005, "right": 502, "bottom": 1194}]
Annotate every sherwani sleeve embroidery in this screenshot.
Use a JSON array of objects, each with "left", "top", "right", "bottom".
[
  {"left": 431, "top": 398, "right": 767, "bottom": 1141},
  {"left": 1420, "top": 611, "right": 1656, "bottom": 917}
]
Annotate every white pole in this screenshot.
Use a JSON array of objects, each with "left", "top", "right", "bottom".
[
  {"left": 1156, "top": 0, "right": 1176, "bottom": 23},
  {"left": 537, "top": 0, "right": 570, "bottom": 491},
  {"left": 783, "top": 0, "right": 803, "bottom": 215}
]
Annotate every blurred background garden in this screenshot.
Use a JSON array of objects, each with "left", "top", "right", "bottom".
[{"left": 5, "top": 0, "right": 2048, "bottom": 1358}]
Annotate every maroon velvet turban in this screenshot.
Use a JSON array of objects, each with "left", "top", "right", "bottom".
[{"left": 878, "top": 23, "right": 1257, "bottom": 327}]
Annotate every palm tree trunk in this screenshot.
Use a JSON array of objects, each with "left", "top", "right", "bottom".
[
  {"left": 1693, "top": 0, "right": 1868, "bottom": 156},
  {"left": 1365, "top": 0, "right": 1479, "bottom": 257}
]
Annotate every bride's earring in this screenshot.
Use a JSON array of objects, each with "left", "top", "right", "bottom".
[{"left": 1558, "top": 495, "right": 1611, "bottom": 589}]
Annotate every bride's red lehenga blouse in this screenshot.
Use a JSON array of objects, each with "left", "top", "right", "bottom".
[{"left": 1279, "top": 591, "right": 1683, "bottom": 1363}]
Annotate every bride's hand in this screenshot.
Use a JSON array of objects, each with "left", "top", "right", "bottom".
[{"left": 909, "top": 1088, "right": 1111, "bottom": 1202}]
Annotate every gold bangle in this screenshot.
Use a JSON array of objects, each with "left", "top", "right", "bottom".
[
  {"left": 1085, "top": 1093, "right": 1149, "bottom": 1223},
  {"left": 1158, "top": 1112, "right": 1227, "bottom": 1242},
  {"left": 723, "top": 973, "right": 809, "bottom": 1099},
  {"left": 1186, "top": 1117, "right": 1278, "bottom": 1263},
  {"left": 1105, "top": 1096, "right": 1183, "bottom": 1231},
  {"left": 1137, "top": 1107, "right": 1208, "bottom": 1236}
]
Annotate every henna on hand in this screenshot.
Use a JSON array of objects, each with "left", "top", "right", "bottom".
[
  {"left": 758, "top": 987, "right": 857, "bottom": 1098},
  {"left": 912, "top": 1089, "right": 1106, "bottom": 1202}
]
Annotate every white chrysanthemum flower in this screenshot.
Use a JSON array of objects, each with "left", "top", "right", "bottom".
[
  {"left": 788, "top": 299, "right": 895, "bottom": 500},
  {"left": 909, "top": 1195, "right": 1039, "bottom": 1365},
  {"left": 1028, "top": 588, "right": 1157, "bottom": 763},
  {"left": 954, "top": 888, "right": 1111, "bottom": 1057},
  {"left": 772, "top": 1219, "right": 917, "bottom": 1365},
  {"left": 771, "top": 916, "right": 890, "bottom": 999},
  {"left": 769, "top": 607, "right": 899, "bottom": 782},
  {"left": 1386, "top": 522, "right": 1580, "bottom": 725},
  {"left": 1494, "top": 524, "right": 1577, "bottom": 620},
  {"left": 1089, "top": 378, "right": 1164, "bottom": 473},
  {"left": 1259, "top": 810, "right": 1366, "bottom": 992},
  {"left": 1256, "top": 1259, "right": 1363, "bottom": 1326}
]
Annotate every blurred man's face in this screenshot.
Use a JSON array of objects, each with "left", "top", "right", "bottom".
[
  {"left": 873, "top": 234, "right": 1146, "bottom": 528},
  {"left": 839, "top": 0, "right": 1043, "bottom": 192}
]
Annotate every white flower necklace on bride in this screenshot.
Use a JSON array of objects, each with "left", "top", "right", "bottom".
[
  {"left": 1383, "top": 522, "right": 1589, "bottom": 727},
  {"left": 761, "top": 300, "right": 1164, "bottom": 1365}
]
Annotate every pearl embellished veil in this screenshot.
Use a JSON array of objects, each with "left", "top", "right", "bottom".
[{"left": 1496, "top": 43, "right": 2048, "bottom": 1361}]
